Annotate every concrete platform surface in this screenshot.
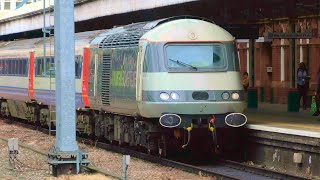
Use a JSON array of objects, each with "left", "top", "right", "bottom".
[{"left": 244, "top": 103, "right": 320, "bottom": 138}]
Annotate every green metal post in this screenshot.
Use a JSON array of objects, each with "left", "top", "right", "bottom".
[
  {"left": 247, "top": 87, "right": 258, "bottom": 108},
  {"left": 270, "top": 87, "right": 274, "bottom": 104},
  {"left": 260, "top": 87, "right": 264, "bottom": 102}
]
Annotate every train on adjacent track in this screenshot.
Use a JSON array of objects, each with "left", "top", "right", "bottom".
[{"left": 0, "top": 16, "right": 246, "bottom": 156}]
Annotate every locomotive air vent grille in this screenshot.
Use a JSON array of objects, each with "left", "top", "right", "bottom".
[
  {"left": 99, "top": 31, "right": 146, "bottom": 48},
  {"left": 101, "top": 55, "right": 111, "bottom": 105}
]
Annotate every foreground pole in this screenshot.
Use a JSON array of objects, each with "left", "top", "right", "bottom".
[{"left": 48, "top": 0, "right": 89, "bottom": 176}]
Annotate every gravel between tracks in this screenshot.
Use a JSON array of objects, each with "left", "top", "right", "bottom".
[
  {"left": 0, "top": 121, "right": 214, "bottom": 180},
  {"left": 0, "top": 139, "right": 50, "bottom": 180}
]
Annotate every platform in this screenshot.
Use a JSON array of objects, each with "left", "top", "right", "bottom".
[
  {"left": 244, "top": 103, "right": 320, "bottom": 138},
  {"left": 237, "top": 103, "right": 320, "bottom": 178}
]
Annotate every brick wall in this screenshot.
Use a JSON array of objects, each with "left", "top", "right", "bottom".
[
  {"left": 254, "top": 18, "right": 320, "bottom": 104},
  {"left": 237, "top": 43, "right": 248, "bottom": 75},
  {"left": 235, "top": 18, "right": 320, "bottom": 104}
]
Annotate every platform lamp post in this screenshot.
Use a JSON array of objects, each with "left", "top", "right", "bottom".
[{"left": 47, "top": 0, "right": 89, "bottom": 176}]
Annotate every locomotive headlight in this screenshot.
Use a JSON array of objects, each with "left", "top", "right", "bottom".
[
  {"left": 222, "top": 92, "right": 230, "bottom": 100},
  {"left": 171, "top": 92, "right": 180, "bottom": 100},
  {"left": 231, "top": 93, "right": 240, "bottom": 100},
  {"left": 160, "top": 92, "right": 170, "bottom": 101}
]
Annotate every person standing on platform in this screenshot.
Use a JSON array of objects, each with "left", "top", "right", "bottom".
[
  {"left": 297, "top": 62, "right": 308, "bottom": 111},
  {"left": 312, "top": 66, "right": 320, "bottom": 116},
  {"left": 242, "top": 72, "right": 249, "bottom": 101},
  {"left": 243, "top": 72, "right": 249, "bottom": 91}
]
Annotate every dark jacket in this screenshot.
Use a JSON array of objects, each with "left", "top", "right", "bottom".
[{"left": 297, "top": 68, "right": 308, "bottom": 87}]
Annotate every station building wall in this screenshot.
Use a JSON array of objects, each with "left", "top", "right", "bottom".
[{"left": 237, "top": 17, "right": 320, "bottom": 104}]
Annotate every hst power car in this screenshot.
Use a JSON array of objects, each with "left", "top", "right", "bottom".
[{"left": 0, "top": 16, "right": 246, "bottom": 156}]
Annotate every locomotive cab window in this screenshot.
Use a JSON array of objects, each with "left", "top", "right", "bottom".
[{"left": 165, "top": 43, "right": 227, "bottom": 71}]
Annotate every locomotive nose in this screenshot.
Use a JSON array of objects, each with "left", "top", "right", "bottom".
[
  {"left": 225, "top": 113, "right": 247, "bottom": 127},
  {"left": 159, "top": 114, "right": 182, "bottom": 128}
]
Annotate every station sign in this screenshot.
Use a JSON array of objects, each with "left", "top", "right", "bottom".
[{"left": 265, "top": 32, "right": 313, "bottom": 39}]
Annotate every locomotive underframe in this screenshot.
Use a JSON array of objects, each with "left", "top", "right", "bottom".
[{"left": 1, "top": 99, "right": 227, "bottom": 156}]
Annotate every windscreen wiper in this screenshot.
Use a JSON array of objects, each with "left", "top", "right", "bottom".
[{"left": 169, "top": 58, "right": 197, "bottom": 70}]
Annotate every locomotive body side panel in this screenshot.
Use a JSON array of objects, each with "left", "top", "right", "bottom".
[
  {"left": 107, "top": 47, "right": 139, "bottom": 115},
  {"left": 88, "top": 48, "right": 104, "bottom": 110},
  {"left": 89, "top": 47, "right": 140, "bottom": 116}
]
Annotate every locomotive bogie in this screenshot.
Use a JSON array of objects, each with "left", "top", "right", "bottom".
[{"left": 76, "top": 111, "right": 93, "bottom": 135}]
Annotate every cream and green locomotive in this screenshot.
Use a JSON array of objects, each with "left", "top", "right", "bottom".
[
  {"left": 89, "top": 16, "right": 247, "bottom": 155},
  {"left": 0, "top": 16, "right": 246, "bottom": 156}
]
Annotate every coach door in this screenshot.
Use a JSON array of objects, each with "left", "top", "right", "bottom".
[{"left": 28, "top": 51, "right": 35, "bottom": 100}]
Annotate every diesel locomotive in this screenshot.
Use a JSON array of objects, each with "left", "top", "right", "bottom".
[{"left": 0, "top": 16, "right": 246, "bottom": 156}]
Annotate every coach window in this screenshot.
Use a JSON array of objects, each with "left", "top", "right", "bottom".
[
  {"left": 48, "top": 57, "right": 55, "bottom": 77},
  {"left": 16, "top": 60, "right": 21, "bottom": 76},
  {"left": 0, "top": 60, "right": 2, "bottom": 75},
  {"left": 8, "top": 60, "right": 12, "bottom": 75},
  {"left": 18, "top": 59, "right": 24, "bottom": 76},
  {"left": 75, "top": 56, "right": 82, "bottom": 79},
  {"left": 3, "top": 60, "right": 8, "bottom": 75},
  {"left": 24, "top": 60, "right": 27, "bottom": 76},
  {"left": 21, "top": 59, "right": 25, "bottom": 76},
  {"left": 13, "top": 60, "right": 17, "bottom": 75},
  {"left": 12, "top": 59, "right": 15, "bottom": 75},
  {"left": 15, "top": 59, "right": 19, "bottom": 76},
  {"left": 36, "top": 58, "right": 44, "bottom": 76},
  {"left": 19, "top": 59, "right": 26, "bottom": 76}
]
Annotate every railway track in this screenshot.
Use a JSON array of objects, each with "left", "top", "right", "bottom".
[{"left": 1, "top": 118, "right": 309, "bottom": 180}]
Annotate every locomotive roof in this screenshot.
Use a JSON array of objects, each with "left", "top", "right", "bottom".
[{"left": 91, "top": 16, "right": 215, "bottom": 48}]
